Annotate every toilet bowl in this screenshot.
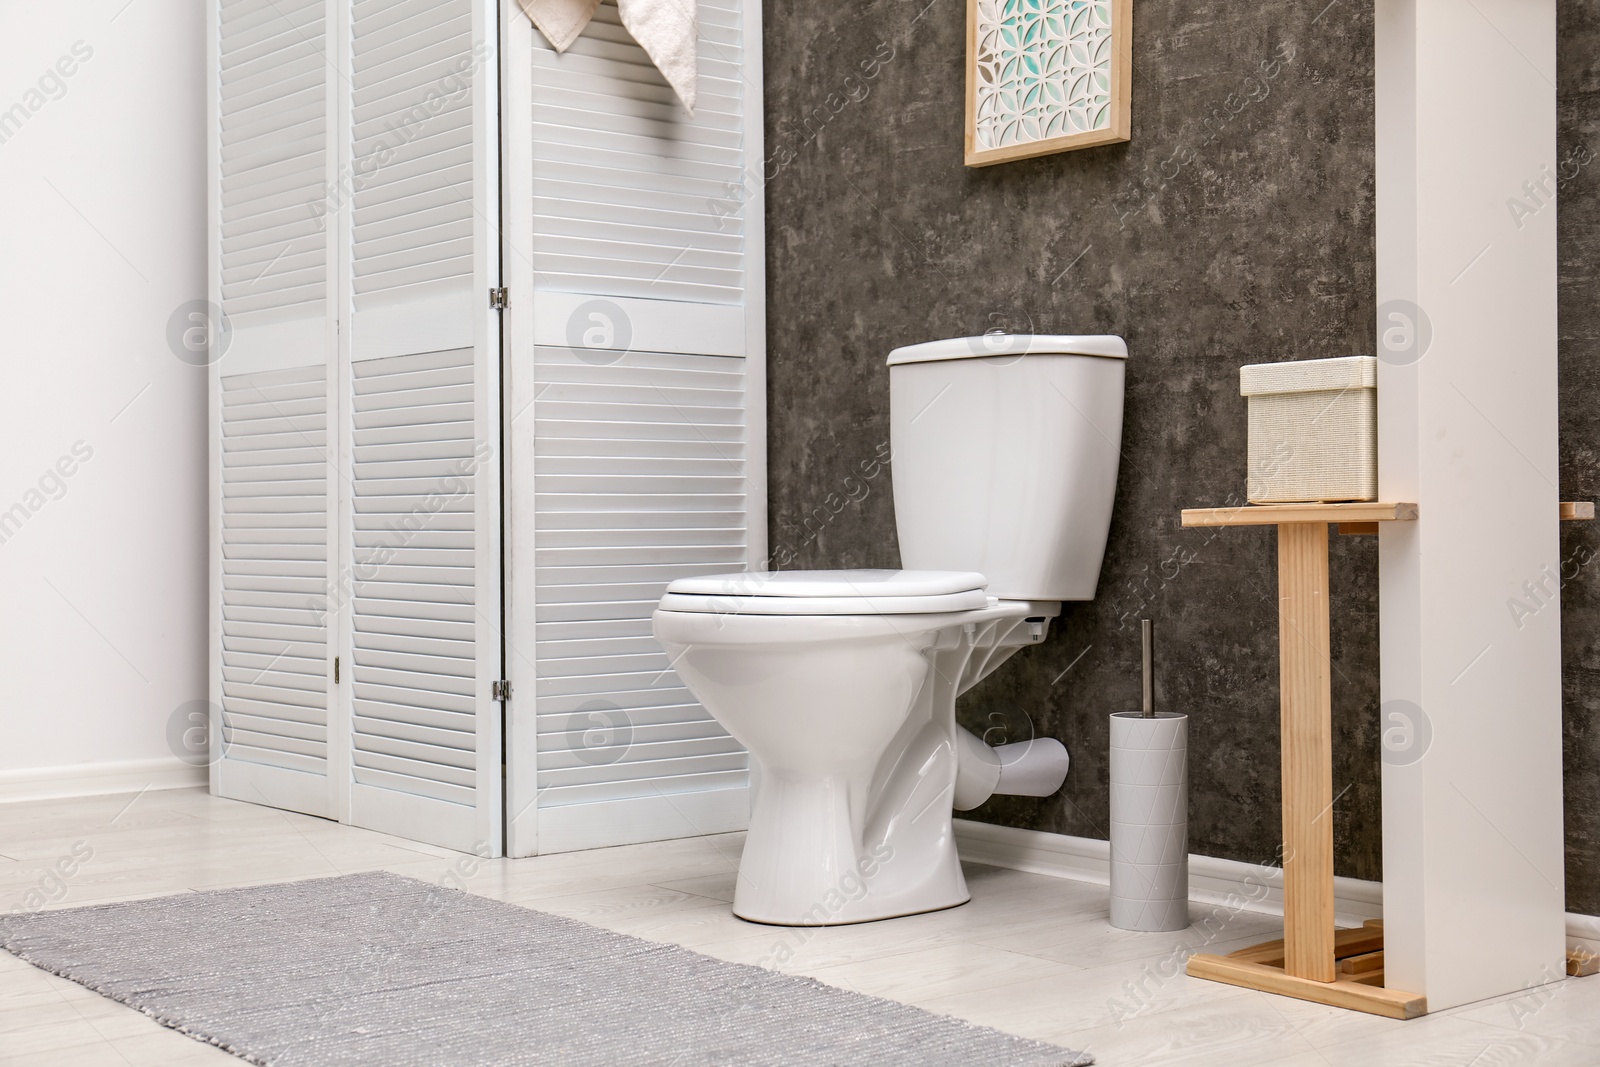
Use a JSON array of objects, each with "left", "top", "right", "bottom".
[
  {"left": 652, "top": 335, "right": 1127, "bottom": 926},
  {"left": 654, "top": 570, "right": 1062, "bottom": 923}
]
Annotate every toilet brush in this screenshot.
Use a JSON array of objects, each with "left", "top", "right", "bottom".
[{"left": 1108, "top": 619, "right": 1190, "bottom": 932}]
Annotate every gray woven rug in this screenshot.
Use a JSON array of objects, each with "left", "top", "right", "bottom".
[{"left": 0, "top": 871, "right": 1090, "bottom": 1066}]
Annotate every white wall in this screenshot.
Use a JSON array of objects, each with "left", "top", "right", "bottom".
[{"left": 0, "top": 1, "right": 207, "bottom": 796}]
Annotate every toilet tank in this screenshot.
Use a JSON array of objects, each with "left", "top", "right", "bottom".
[{"left": 888, "top": 335, "right": 1127, "bottom": 601}]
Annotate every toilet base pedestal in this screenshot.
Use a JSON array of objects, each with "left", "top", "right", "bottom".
[
  {"left": 730, "top": 763, "right": 970, "bottom": 927},
  {"left": 732, "top": 893, "right": 970, "bottom": 928}
]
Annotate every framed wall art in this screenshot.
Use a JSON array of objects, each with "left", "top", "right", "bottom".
[{"left": 965, "top": 0, "right": 1132, "bottom": 167}]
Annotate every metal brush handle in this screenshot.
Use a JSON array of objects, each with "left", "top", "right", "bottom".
[{"left": 1141, "top": 619, "right": 1154, "bottom": 717}]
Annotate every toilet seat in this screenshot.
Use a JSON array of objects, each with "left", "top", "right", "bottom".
[{"left": 658, "top": 569, "right": 989, "bottom": 615}]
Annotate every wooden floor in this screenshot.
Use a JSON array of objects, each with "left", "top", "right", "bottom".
[{"left": 2, "top": 788, "right": 1597, "bottom": 1066}]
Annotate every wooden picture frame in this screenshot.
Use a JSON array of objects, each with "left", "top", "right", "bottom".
[{"left": 965, "top": 0, "right": 1132, "bottom": 168}]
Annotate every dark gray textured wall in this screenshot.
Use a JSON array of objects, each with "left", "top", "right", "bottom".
[
  {"left": 762, "top": 0, "right": 1600, "bottom": 913},
  {"left": 1558, "top": 0, "right": 1600, "bottom": 919}
]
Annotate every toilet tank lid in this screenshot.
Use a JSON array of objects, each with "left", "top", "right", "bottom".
[
  {"left": 886, "top": 334, "right": 1128, "bottom": 365},
  {"left": 664, "top": 569, "right": 987, "bottom": 599}
]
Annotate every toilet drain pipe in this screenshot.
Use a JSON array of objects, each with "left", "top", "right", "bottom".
[{"left": 952, "top": 726, "right": 1070, "bottom": 811}]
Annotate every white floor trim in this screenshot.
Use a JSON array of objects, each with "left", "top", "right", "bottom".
[
  {"left": 953, "top": 817, "right": 1600, "bottom": 948},
  {"left": 0, "top": 758, "right": 207, "bottom": 804}
]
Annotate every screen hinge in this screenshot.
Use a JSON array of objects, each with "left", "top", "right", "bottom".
[
  {"left": 492, "top": 679, "right": 512, "bottom": 702},
  {"left": 489, "top": 286, "right": 509, "bottom": 310},
  {"left": 333, "top": 656, "right": 340, "bottom": 684}
]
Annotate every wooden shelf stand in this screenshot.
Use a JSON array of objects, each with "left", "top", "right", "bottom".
[
  {"left": 1178, "top": 500, "right": 1596, "bottom": 1018},
  {"left": 1178, "top": 501, "right": 1424, "bottom": 1018}
]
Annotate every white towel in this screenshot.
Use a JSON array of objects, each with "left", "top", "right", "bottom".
[
  {"left": 518, "top": 0, "right": 697, "bottom": 115},
  {"left": 519, "top": 0, "right": 599, "bottom": 51}
]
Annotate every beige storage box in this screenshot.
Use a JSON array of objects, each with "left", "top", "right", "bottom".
[{"left": 1240, "top": 356, "right": 1377, "bottom": 503}]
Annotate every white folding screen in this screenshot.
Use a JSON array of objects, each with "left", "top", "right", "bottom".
[
  {"left": 209, "top": 0, "right": 503, "bottom": 854},
  {"left": 211, "top": 0, "right": 763, "bottom": 859},
  {"left": 503, "top": 0, "right": 767, "bottom": 855},
  {"left": 340, "top": 0, "right": 503, "bottom": 856},
  {"left": 210, "top": 0, "right": 338, "bottom": 819}
]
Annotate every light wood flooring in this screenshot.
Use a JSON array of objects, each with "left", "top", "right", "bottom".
[{"left": 2, "top": 788, "right": 1596, "bottom": 1065}]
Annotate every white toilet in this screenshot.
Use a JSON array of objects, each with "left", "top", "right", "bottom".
[{"left": 652, "top": 334, "right": 1127, "bottom": 925}]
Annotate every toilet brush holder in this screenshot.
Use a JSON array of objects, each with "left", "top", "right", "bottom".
[{"left": 1109, "top": 620, "right": 1190, "bottom": 932}]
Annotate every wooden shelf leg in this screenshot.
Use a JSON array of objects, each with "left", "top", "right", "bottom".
[{"left": 1278, "top": 522, "right": 1336, "bottom": 982}]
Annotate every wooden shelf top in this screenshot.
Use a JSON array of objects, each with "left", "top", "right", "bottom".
[
  {"left": 1181, "top": 502, "right": 1418, "bottom": 528},
  {"left": 1182, "top": 501, "right": 1592, "bottom": 528}
]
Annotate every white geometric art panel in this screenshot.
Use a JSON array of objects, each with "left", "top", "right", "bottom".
[{"left": 966, "top": 0, "right": 1132, "bottom": 167}]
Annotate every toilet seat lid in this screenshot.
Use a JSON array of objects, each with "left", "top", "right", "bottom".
[{"left": 658, "top": 569, "right": 990, "bottom": 615}]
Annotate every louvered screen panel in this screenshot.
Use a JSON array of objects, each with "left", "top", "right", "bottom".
[
  {"left": 218, "top": 0, "right": 327, "bottom": 326},
  {"left": 348, "top": 348, "right": 482, "bottom": 824},
  {"left": 349, "top": 0, "right": 478, "bottom": 357},
  {"left": 533, "top": 346, "right": 749, "bottom": 814},
  {"left": 217, "top": 364, "right": 331, "bottom": 813},
  {"left": 531, "top": 0, "right": 746, "bottom": 305},
  {"left": 211, "top": 0, "right": 501, "bottom": 850}
]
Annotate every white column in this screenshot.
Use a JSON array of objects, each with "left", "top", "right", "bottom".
[{"left": 1376, "top": 0, "right": 1567, "bottom": 1010}]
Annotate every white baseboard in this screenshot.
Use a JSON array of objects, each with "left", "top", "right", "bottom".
[
  {"left": 953, "top": 817, "right": 1600, "bottom": 946},
  {"left": 0, "top": 758, "right": 207, "bottom": 804}
]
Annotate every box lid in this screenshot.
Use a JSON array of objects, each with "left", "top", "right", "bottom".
[{"left": 1240, "top": 355, "right": 1377, "bottom": 397}]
